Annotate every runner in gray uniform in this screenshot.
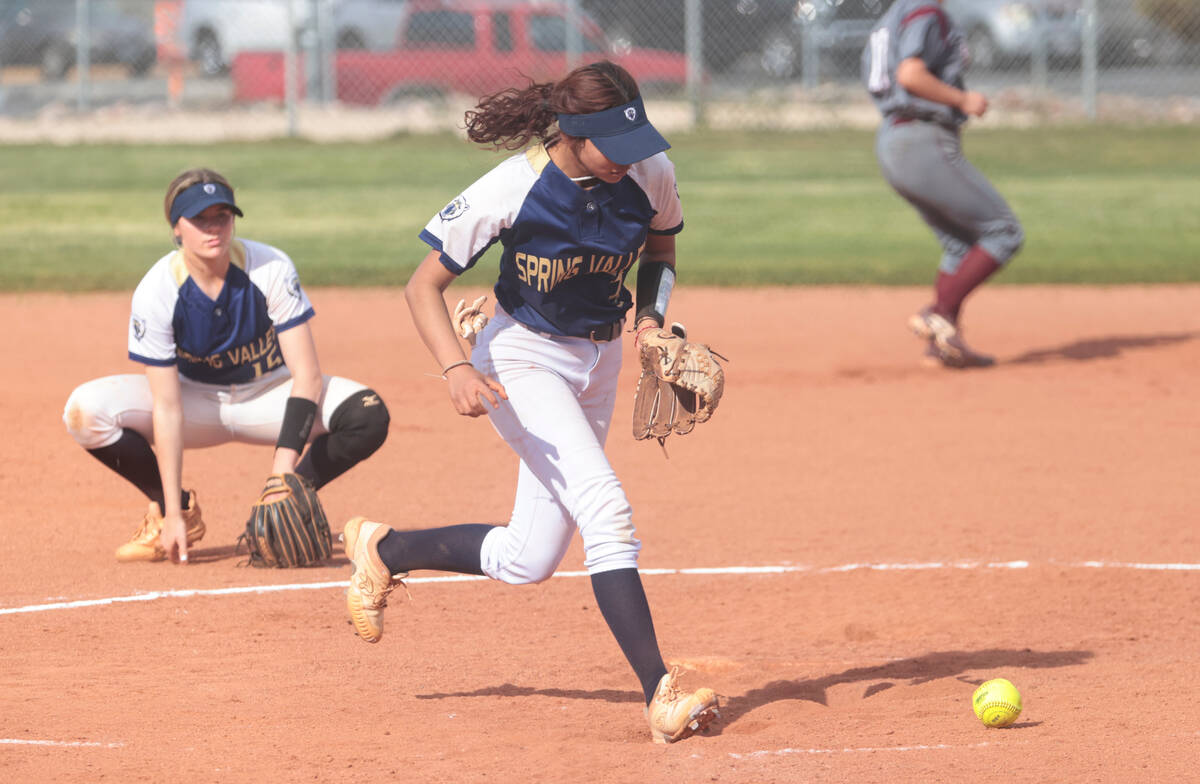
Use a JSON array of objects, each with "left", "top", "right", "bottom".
[{"left": 862, "top": 0, "right": 1023, "bottom": 368}]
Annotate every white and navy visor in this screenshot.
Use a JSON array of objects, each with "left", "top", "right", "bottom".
[
  {"left": 169, "top": 181, "right": 244, "bottom": 226},
  {"left": 556, "top": 96, "right": 669, "bottom": 166}
]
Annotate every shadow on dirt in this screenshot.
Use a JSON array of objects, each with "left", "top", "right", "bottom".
[
  {"left": 414, "top": 684, "right": 642, "bottom": 703},
  {"left": 187, "top": 544, "right": 245, "bottom": 564},
  {"left": 1007, "top": 331, "right": 1198, "bottom": 365},
  {"left": 714, "top": 647, "right": 1093, "bottom": 730},
  {"left": 187, "top": 543, "right": 350, "bottom": 569},
  {"left": 413, "top": 648, "right": 1092, "bottom": 714}
]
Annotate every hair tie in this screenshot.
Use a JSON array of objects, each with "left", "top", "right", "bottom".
[{"left": 441, "top": 359, "right": 473, "bottom": 378}]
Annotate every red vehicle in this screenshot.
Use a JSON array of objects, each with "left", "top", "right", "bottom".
[{"left": 233, "top": 0, "right": 694, "bottom": 106}]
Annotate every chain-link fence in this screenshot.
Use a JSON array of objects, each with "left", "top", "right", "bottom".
[{"left": 1, "top": 0, "right": 1197, "bottom": 140}]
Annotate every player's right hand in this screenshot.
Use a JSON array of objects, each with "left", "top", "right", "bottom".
[
  {"left": 452, "top": 295, "right": 489, "bottom": 345},
  {"left": 960, "top": 90, "right": 988, "bottom": 117},
  {"left": 445, "top": 364, "right": 507, "bottom": 417},
  {"left": 160, "top": 513, "right": 190, "bottom": 564}
]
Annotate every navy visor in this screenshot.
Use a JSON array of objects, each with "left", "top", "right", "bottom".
[
  {"left": 169, "top": 182, "right": 243, "bottom": 226},
  {"left": 556, "top": 96, "right": 670, "bottom": 165}
]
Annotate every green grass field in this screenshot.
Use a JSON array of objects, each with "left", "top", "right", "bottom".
[{"left": 1, "top": 126, "right": 1196, "bottom": 291}]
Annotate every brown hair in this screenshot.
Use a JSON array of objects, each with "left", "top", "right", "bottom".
[
  {"left": 163, "top": 168, "right": 235, "bottom": 226},
  {"left": 463, "top": 60, "right": 640, "bottom": 151}
]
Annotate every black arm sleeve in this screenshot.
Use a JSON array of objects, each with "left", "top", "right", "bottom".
[
  {"left": 276, "top": 396, "right": 318, "bottom": 452},
  {"left": 634, "top": 261, "right": 675, "bottom": 327}
]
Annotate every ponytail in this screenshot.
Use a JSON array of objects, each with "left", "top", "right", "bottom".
[
  {"left": 463, "top": 60, "right": 642, "bottom": 151},
  {"left": 464, "top": 81, "right": 557, "bottom": 150}
]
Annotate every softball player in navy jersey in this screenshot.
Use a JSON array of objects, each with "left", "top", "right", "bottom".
[
  {"left": 340, "top": 61, "right": 719, "bottom": 743},
  {"left": 863, "top": 0, "right": 1024, "bottom": 367},
  {"left": 64, "top": 168, "right": 390, "bottom": 564}
]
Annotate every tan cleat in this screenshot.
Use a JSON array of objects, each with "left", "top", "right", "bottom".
[
  {"left": 908, "top": 307, "right": 994, "bottom": 369},
  {"left": 343, "top": 516, "right": 407, "bottom": 643},
  {"left": 645, "top": 667, "right": 720, "bottom": 744},
  {"left": 115, "top": 490, "right": 206, "bottom": 562}
]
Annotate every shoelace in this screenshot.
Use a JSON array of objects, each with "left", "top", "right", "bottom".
[
  {"left": 357, "top": 572, "right": 412, "bottom": 608},
  {"left": 130, "top": 513, "right": 160, "bottom": 541},
  {"left": 658, "top": 667, "right": 682, "bottom": 705}
]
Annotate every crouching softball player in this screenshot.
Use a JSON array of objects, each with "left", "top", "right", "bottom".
[
  {"left": 341, "top": 61, "right": 720, "bottom": 743},
  {"left": 64, "top": 168, "right": 390, "bottom": 564}
]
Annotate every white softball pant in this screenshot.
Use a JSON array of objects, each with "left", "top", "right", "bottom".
[
  {"left": 473, "top": 309, "right": 640, "bottom": 584},
  {"left": 63, "top": 368, "right": 367, "bottom": 450}
]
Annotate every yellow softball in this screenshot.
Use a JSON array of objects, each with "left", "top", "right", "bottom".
[{"left": 972, "top": 678, "right": 1022, "bottom": 727}]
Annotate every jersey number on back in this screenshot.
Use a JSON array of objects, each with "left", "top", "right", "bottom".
[{"left": 866, "top": 28, "right": 891, "bottom": 94}]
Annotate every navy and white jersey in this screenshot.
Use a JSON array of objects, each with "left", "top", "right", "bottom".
[
  {"left": 128, "top": 239, "right": 315, "bottom": 384},
  {"left": 420, "top": 144, "right": 683, "bottom": 338},
  {"left": 862, "top": 0, "right": 969, "bottom": 127}
]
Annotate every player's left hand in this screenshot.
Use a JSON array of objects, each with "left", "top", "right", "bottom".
[
  {"left": 632, "top": 322, "right": 725, "bottom": 444},
  {"left": 239, "top": 473, "right": 333, "bottom": 568},
  {"left": 265, "top": 449, "right": 301, "bottom": 501},
  {"left": 445, "top": 363, "right": 507, "bottom": 417}
]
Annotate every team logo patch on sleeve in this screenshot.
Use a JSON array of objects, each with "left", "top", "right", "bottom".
[
  {"left": 131, "top": 316, "right": 146, "bottom": 341},
  {"left": 439, "top": 195, "right": 469, "bottom": 221},
  {"left": 287, "top": 274, "right": 302, "bottom": 299}
]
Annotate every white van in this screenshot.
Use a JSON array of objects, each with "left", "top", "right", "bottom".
[{"left": 181, "top": 0, "right": 408, "bottom": 75}]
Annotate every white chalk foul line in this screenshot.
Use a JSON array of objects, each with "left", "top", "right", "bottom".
[
  {"left": 1078, "top": 561, "right": 1200, "bottom": 571},
  {"left": 0, "top": 738, "right": 124, "bottom": 748},
  {"left": 2, "top": 560, "right": 1197, "bottom": 617},
  {"left": 729, "top": 741, "right": 999, "bottom": 759}
]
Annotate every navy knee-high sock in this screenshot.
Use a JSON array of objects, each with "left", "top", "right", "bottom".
[
  {"left": 591, "top": 568, "right": 669, "bottom": 705},
  {"left": 85, "top": 429, "right": 187, "bottom": 511},
  {"left": 375, "top": 525, "right": 494, "bottom": 576}
]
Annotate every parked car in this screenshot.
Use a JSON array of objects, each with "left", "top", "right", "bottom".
[
  {"left": 943, "top": 0, "right": 1083, "bottom": 70},
  {"left": 0, "top": 0, "right": 156, "bottom": 80},
  {"left": 232, "top": 0, "right": 692, "bottom": 105},
  {"left": 580, "top": 0, "right": 796, "bottom": 73},
  {"left": 759, "top": 0, "right": 889, "bottom": 80},
  {"left": 335, "top": 0, "right": 410, "bottom": 49},
  {"left": 180, "top": 0, "right": 410, "bottom": 76},
  {"left": 182, "top": 0, "right": 298, "bottom": 76},
  {"left": 1096, "top": 0, "right": 1190, "bottom": 66}
]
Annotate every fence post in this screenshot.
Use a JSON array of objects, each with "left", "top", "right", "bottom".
[
  {"left": 1080, "top": 0, "right": 1098, "bottom": 121},
  {"left": 319, "top": 0, "right": 336, "bottom": 104},
  {"left": 75, "top": 0, "right": 91, "bottom": 112},
  {"left": 285, "top": 0, "right": 299, "bottom": 136},
  {"left": 1031, "top": 14, "right": 1048, "bottom": 92},
  {"left": 303, "top": 0, "right": 320, "bottom": 104},
  {"left": 565, "top": 0, "right": 581, "bottom": 70},
  {"left": 801, "top": 21, "right": 819, "bottom": 90},
  {"left": 685, "top": 0, "right": 705, "bottom": 129}
]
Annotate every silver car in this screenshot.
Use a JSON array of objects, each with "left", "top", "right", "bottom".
[
  {"left": 944, "top": 0, "right": 1083, "bottom": 70},
  {"left": 759, "top": 0, "right": 889, "bottom": 80}
]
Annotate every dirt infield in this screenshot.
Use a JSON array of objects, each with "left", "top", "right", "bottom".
[{"left": 2, "top": 286, "right": 1198, "bottom": 783}]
